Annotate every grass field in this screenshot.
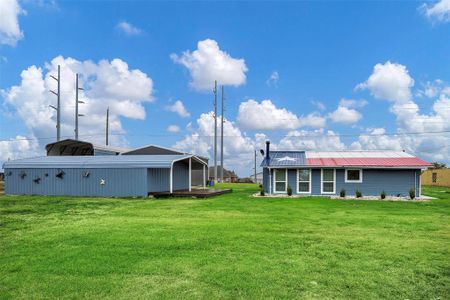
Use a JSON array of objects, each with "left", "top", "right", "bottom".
[{"left": 1, "top": 184, "right": 449, "bottom": 299}]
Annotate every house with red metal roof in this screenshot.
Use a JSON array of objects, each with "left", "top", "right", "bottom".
[{"left": 260, "top": 141, "right": 432, "bottom": 197}]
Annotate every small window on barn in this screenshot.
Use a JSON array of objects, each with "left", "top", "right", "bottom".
[
  {"left": 345, "top": 169, "right": 362, "bottom": 183},
  {"left": 432, "top": 172, "right": 437, "bottom": 183}
]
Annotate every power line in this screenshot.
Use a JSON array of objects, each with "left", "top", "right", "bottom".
[{"left": 1, "top": 130, "right": 449, "bottom": 144}]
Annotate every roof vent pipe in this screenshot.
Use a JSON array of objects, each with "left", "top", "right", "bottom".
[{"left": 265, "top": 140, "right": 270, "bottom": 160}]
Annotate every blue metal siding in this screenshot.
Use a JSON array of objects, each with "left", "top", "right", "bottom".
[
  {"left": 5, "top": 168, "right": 147, "bottom": 197},
  {"left": 147, "top": 168, "right": 170, "bottom": 192},
  {"left": 173, "top": 161, "right": 189, "bottom": 191}
]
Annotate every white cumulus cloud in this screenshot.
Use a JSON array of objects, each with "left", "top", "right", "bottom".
[
  {"left": 0, "top": 136, "right": 39, "bottom": 164},
  {"left": 116, "top": 21, "right": 142, "bottom": 36},
  {"left": 0, "top": 0, "right": 25, "bottom": 46},
  {"left": 237, "top": 99, "right": 326, "bottom": 130},
  {"left": 173, "top": 112, "right": 258, "bottom": 175},
  {"left": 266, "top": 71, "right": 279, "bottom": 87},
  {"left": 356, "top": 62, "right": 450, "bottom": 162},
  {"left": 356, "top": 61, "right": 414, "bottom": 103},
  {"left": 171, "top": 39, "right": 248, "bottom": 91},
  {"left": 420, "top": 0, "right": 450, "bottom": 23},
  {"left": 328, "top": 98, "right": 366, "bottom": 124},
  {"left": 1, "top": 55, "right": 154, "bottom": 162},
  {"left": 276, "top": 129, "right": 346, "bottom": 151},
  {"left": 165, "top": 100, "right": 190, "bottom": 118},
  {"left": 167, "top": 125, "right": 180, "bottom": 133},
  {"left": 329, "top": 106, "right": 362, "bottom": 124}
]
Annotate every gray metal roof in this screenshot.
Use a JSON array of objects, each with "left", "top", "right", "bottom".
[
  {"left": 2, "top": 155, "right": 204, "bottom": 169},
  {"left": 260, "top": 151, "right": 307, "bottom": 167}
]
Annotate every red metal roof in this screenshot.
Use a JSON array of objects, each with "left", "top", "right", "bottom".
[{"left": 306, "top": 157, "right": 432, "bottom": 167}]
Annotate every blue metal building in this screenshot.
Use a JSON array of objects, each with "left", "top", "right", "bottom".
[
  {"left": 3, "top": 155, "right": 207, "bottom": 197},
  {"left": 261, "top": 141, "right": 432, "bottom": 197}
]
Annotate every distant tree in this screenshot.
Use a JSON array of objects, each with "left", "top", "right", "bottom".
[{"left": 431, "top": 162, "right": 447, "bottom": 169}]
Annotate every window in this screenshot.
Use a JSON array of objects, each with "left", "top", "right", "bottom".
[
  {"left": 345, "top": 169, "right": 362, "bottom": 183},
  {"left": 274, "top": 169, "right": 287, "bottom": 193},
  {"left": 297, "top": 169, "right": 311, "bottom": 193},
  {"left": 432, "top": 172, "right": 437, "bottom": 183},
  {"left": 321, "top": 169, "right": 335, "bottom": 194}
]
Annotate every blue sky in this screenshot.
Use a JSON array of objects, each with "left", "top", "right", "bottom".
[{"left": 1, "top": 0, "right": 449, "bottom": 175}]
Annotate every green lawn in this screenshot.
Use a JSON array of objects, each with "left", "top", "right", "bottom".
[{"left": 1, "top": 184, "right": 449, "bottom": 299}]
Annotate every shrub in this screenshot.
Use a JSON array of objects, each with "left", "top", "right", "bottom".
[
  {"left": 260, "top": 186, "right": 265, "bottom": 196},
  {"left": 287, "top": 185, "right": 293, "bottom": 196},
  {"left": 259, "top": 184, "right": 262, "bottom": 189},
  {"left": 380, "top": 190, "right": 386, "bottom": 200},
  {"left": 340, "top": 188, "right": 346, "bottom": 198},
  {"left": 356, "top": 190, "right": 362, "bottom": 198},
  {"left": 409, "top": 188, "right": 416, "bottom": 200}
]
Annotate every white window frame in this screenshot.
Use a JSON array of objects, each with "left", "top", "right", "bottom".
[
  {"left": 297, "top": 169, "right": 311, "bottom": 194},
  {"left": 273, "top": 169, "right": 287, "bottom": 193},
  {"left": 321, "top": 168, "right": 336, "bottom": 194},
  {"left": 345, "top": 169, "right": 363, "bottom": 183}
]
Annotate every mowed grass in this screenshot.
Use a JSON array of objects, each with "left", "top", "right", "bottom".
[{"left": 1, "top": 184, "right": 449, "bottom": 299}]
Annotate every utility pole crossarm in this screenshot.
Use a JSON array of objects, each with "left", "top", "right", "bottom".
[
  {"left": 74, "top": 73, "right": 85, "bottom": 140},
  {"left": 49, "top": 65, "right": 61, "bottom": 142}
]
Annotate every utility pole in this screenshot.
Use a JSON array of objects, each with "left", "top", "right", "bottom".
[
  {"left": 213, "top": 80, "right": 218, "bottom": 183},
  {"left": 220, "top": 85, "right": 224, "bottom": 183},
  {"left": 254, "top": 150, "right": 257, "bottom": 184},
  {"left": 49, "top": 65, "right": 61, "bottom": 141},
  {"left": 74, "top": 73, "right": 85, "bottom": 140},
  {"left": 106, "top": 107, "right": 109, "bottom": 146}
]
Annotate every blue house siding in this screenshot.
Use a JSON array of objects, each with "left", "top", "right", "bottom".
[
  {"left": 5, "top": 168, "right": 147, "bottom": 197},
  {"left": 335, "top": 169, "right": 418, "bottom": 197},
  {"left": 287, "top": 169, "right": 296, "bottom": 193},
  {"left": 147, "top": 168, "right": 170, "bottom": 193},
  {"left": 263, "top": 168, "right": 270, "bottom": 193},
  {"left": 262, "top": 167, "right": 421, "bottom": 197},
  {"left": 311, "top": 169, "right": 321, "bottom": 195}
]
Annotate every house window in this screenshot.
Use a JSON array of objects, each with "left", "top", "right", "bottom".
[
  {"left": 297, "top": 169, "right": 311, "bottom": 193},
  {"left": 345, "top": 169, "right": 362, "bottom": 183},
  {"left": 321, "top": 169, "right": 335, "bottom": 194},
  {"left": 432, "top": 172, "right": 437, "bottom": 183},
  {"left": 274, "top": 169, "right": 287, "bottom": 193}
]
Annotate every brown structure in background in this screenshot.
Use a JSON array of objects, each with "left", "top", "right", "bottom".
[
  {"left": 421, "top": 169, "right": 450, "bottom": 187},
  {"left": 208, "top": 166, "right": 238, "bottom": 183}
]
